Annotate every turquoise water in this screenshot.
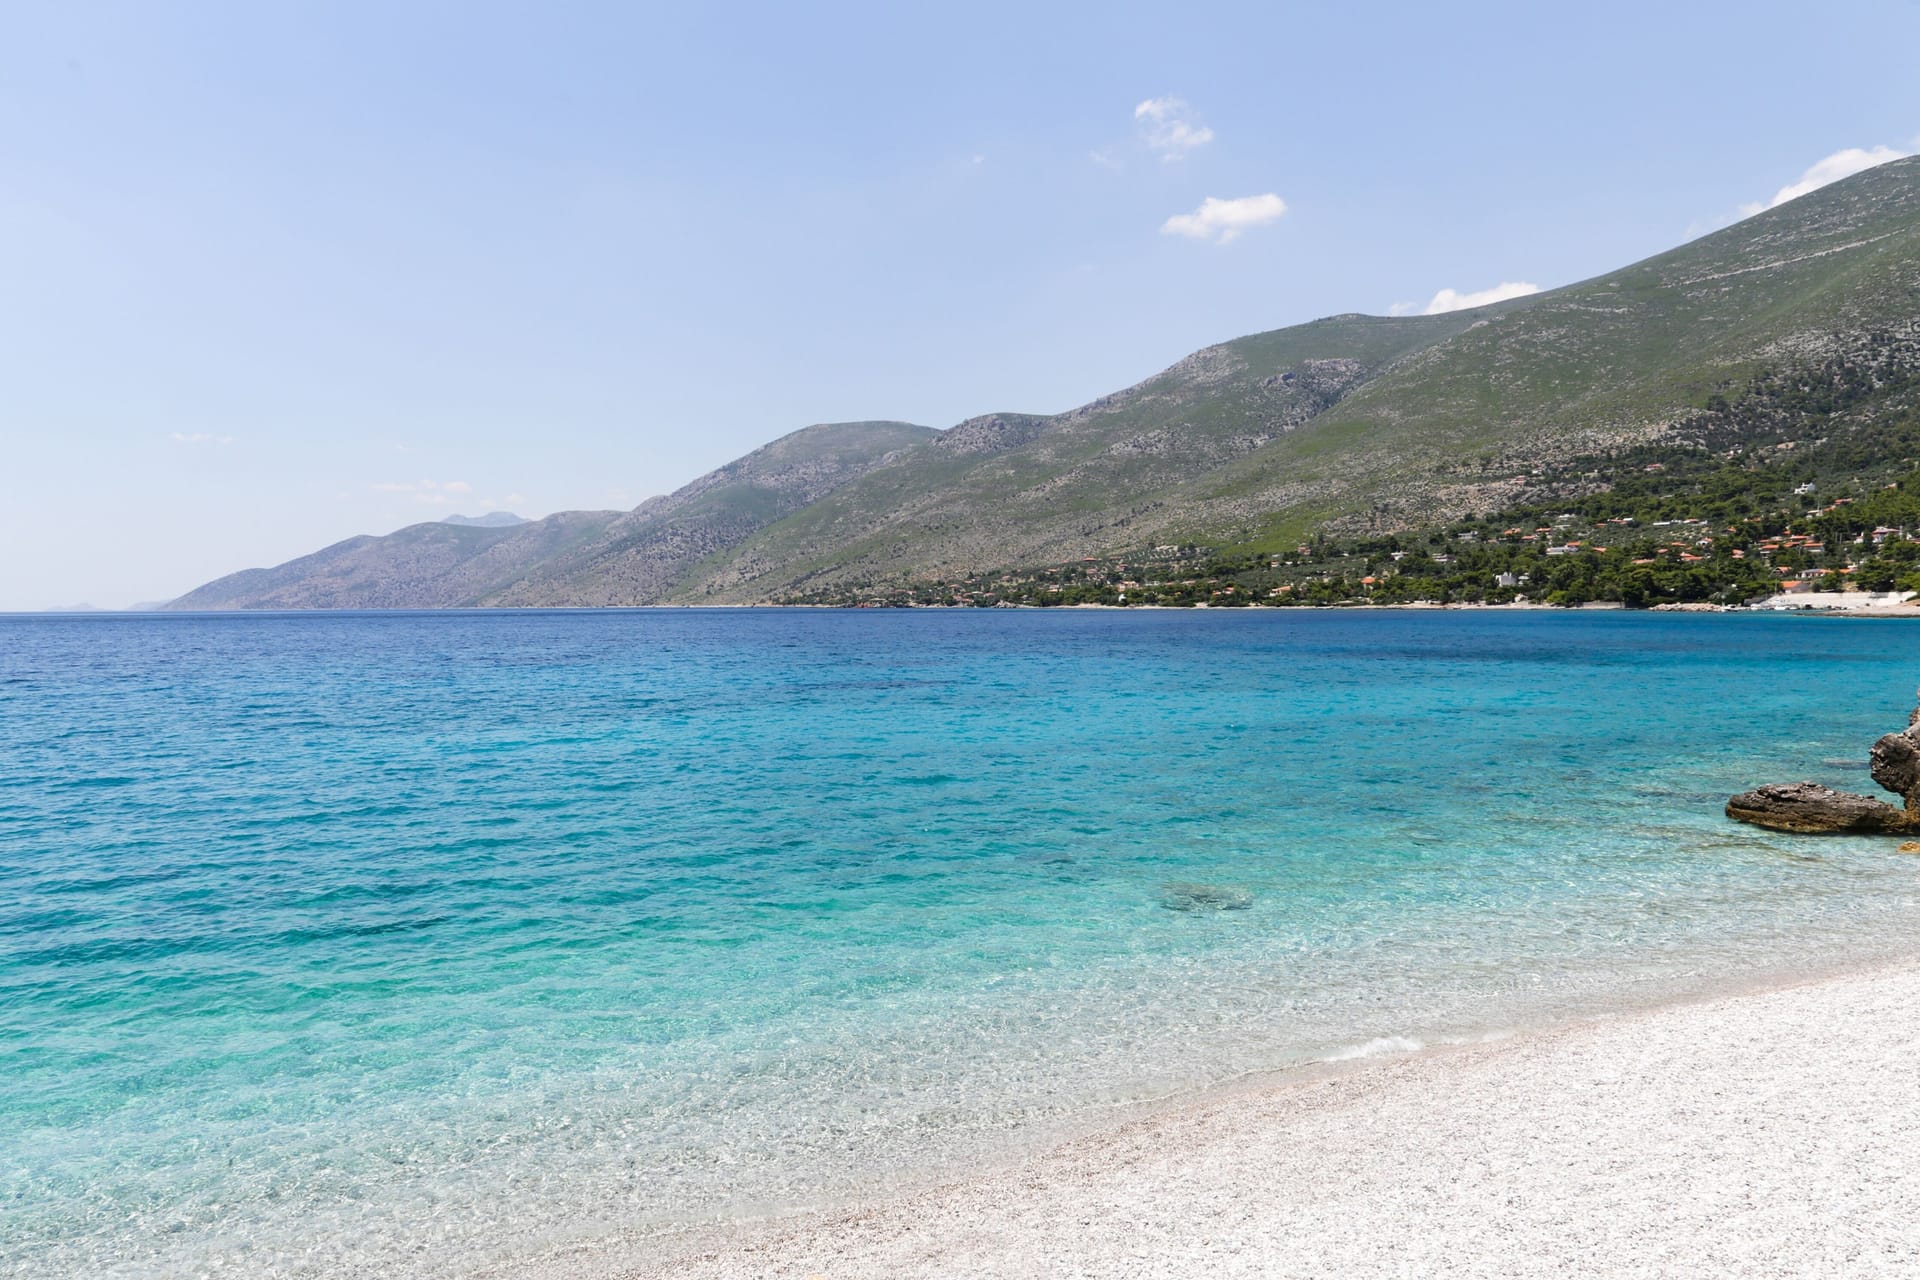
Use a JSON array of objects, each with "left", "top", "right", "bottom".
[{"left": 4, "top": 609, "right": 1920, "bottom": 1276}]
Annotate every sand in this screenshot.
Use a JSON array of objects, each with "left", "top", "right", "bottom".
[{"left": 631, "top": 961, "right": 1920, "bottom": 1279}]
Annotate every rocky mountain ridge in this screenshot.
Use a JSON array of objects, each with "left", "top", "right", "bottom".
[{"left": 168, "top": 156, "right": 1920, "bottom": 610}]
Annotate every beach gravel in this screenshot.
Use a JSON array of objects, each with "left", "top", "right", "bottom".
[{"left": 632, "top": 962, "right": 1920, "bottom": 1279}]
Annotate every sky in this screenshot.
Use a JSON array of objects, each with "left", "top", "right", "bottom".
[{"left": 3, "top": 0, "right": 1919, "bottom": 609}]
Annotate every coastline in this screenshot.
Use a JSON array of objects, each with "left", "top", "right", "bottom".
[
  {"left": 17, "top": 609, "right": 1920, "bottom": 1279},
  {"left": 605, "top": 955, "right": 1920, "bottom": 1279},
  {"left": 54, "top": 598, "right": 1920, "bottom": 615}
]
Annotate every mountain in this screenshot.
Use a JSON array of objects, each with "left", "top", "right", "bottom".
[
  {"left": 482, "top": 420, "right": 937, "bottom": 606},
  {"left": 664, "top": 319, "right": 1483, "bottom": 602},
  {"left": 666, "top": 156, "right": 1920, "bottom": 602},
  {"left": 165, "top": 421, "right": 932, "bottom": 610},
  {"left": 441, "top": 512, "right": 529, "bottom": 528},
  {"left": 166, "top": 510, "right": 624, "bottom": 610},
  {"left": 168, "top": 156, "right": 1920, "bottom": 609}
]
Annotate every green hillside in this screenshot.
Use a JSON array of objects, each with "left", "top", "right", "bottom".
[
  {"left": 789, "top": 330, "right": 1920, "bottom": 609},
  {"left": 168, "top": 156, "right": 1920, "bottom": 611},
  {"left": 1193, "top": 154, "right": 1920, "bottom": 547},
  {"left": 672, "top": 155, "right": 1920, "bottom": 602}
]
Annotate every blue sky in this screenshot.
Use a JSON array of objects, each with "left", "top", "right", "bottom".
[{"left": 4, "top": 0, "right": 1919, "bottom": 608}]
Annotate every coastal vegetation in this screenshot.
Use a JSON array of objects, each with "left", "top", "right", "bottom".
[{"left": 787, "top": 325, "right": 1920, "bottom": 608}]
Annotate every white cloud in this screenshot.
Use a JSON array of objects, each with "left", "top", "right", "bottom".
[
  {"left": 1387, "top": 301, "right": 1420, "bottom": 317},
  {"left": 1415, "top": 281, "right": 1541, "bottom": 315},
  {"left": 169, "top": 431, "right": 235, "bottom": 445},
  {"left": 444, "top": 480, "right": 473, "bottom": 494},
  {"left": 1089, "top": 146, "right": 1122, "bottom": 171},
  {"left": 1135, "top": 96, "right": 1214, "bottom": 160},
  {"left": 1740, "top": 144, "right": 1911, "bottom": 216},
  {"left": 504, "top": 493, "right": 528, "bottom": 506},
  {"left": 1160, "top": 193, "right": 1288, "bottom": 244}
]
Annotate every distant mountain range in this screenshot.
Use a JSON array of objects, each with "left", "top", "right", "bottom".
[
  {"left": 168, "top": 423, "right": 934, "bottom": 610},
  {"left": 440, "top": 512, "right": 528, "bottom": 529},
  {"left": 168, "top": 156, "right": 1920, "bottom": 609}
]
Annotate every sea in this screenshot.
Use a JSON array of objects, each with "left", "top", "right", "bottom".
[{"left": 4, "top": 608, "right": 1919, "bottom": 1277}]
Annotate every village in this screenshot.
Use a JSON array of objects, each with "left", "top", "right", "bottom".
[{"left": 794, "top": 464, "right": 1920, "bottom": 612}]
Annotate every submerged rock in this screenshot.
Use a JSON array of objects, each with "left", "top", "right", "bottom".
[
  {"left": 1160, "top": 881, "right": 1253, "bottom": 911},
  {"left": 1728, "top": 690, "right": 1920, "bottom": 836}
]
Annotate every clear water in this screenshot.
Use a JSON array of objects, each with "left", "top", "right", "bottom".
[{"left": 4, "top": 609, "right": 1919, "bottom": 1277}]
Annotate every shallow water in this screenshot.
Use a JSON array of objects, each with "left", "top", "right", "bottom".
[{"left": 3, "top": 609, "right": 1918, "bottom": 1276}]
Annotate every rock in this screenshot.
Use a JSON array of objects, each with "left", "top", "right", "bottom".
[
  {"left": 1899, "top": 842, "right": 1920, "bottom": 854},
  {"left": 1730, "top": 690, "right": 1920, "bottom": 835},
  {"left": 1161, "top": 881, "right": 1253, "bottom": 911},
  {"left": 1725, "top": 782, "right": 1916, "bottom": 834},
  {"left": 1871, "top": 730, "right": 1920, "bottom": 816}
]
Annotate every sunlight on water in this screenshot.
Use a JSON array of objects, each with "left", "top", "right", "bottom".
[{"left": 3, "top": 609, "right": 1918, "bottom": 1276}]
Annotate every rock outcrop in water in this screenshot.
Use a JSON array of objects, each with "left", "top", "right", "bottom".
[
  {"left": 1728, "top": 693, "right": 1920, "bottom": 834},
  {"left": 1724, "top": 782, "right": 1915, "bottom": 834}
]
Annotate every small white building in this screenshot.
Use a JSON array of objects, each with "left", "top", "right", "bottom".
[{"left": 1751, "top": 590, "right": 1915, "bottom": 612}]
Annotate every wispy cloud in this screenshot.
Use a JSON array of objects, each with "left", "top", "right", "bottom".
[
  {"left": 1739, "top": 144, "right": 1911, "bottom": 216},
  {"left": 1394, "top": 281, "right": 1541, "bottom": 316},
  {"left": 1161, "top": 193, "right": 1288, "bottom": 244},
  {"left": 1135, "top": 97, "right": 1214, "bottom": 161},
  {"left": 169, "top": 431, "right": 235, "bottom": 446}
]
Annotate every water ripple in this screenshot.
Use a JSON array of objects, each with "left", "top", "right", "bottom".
[{"left": 2, "top": 609, "right": 1917, "bottom": 1277}]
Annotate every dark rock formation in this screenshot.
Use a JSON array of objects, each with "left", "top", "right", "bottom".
[
  {"left": 1725, "top": 782, "right": 1914, "bottom": 834},
  {"left": 1728, "top": 691, "right": 1920, "bottom": 835},
  {"left": 1870, "top": 729, "right": 1920, "bottom": 819}
]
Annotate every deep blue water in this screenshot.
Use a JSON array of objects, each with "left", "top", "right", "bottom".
[{"left": 4, "top": 608, "right": 1919, "bottom": 1276}]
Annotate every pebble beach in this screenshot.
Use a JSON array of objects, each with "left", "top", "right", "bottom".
[{"left": 645, "top": 959, "right": 1920, "bottom": 1279}]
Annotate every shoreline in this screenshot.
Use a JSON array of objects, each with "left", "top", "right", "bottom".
[
  {"left": 45, "top": 599, "right": 1920, "bottom": 616},
  {"left": 590, "top": 953, "right": 1920, "bottom": 1279}
]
